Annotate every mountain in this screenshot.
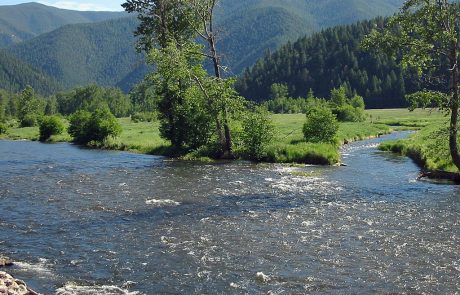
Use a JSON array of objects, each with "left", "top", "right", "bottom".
[
  {"left": 0, "top": 49, "right": 61, "bottom": 95},
  {"left": 235, "top": 18, "right": 423, "bottom": 109},
  {"left": 0, "top": 2, "right": 125, "bottom": 47},
  {"left": 7, "top": 17, "right": 145, "bottom": 92},
  {"left": 3, "top": 0, "right": 405, "bottom": 93},
  {"left": 214, "top": 0, "right": 405, "bottom": 74}
]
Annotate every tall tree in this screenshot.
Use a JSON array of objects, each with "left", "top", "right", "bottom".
[
  {"left": 123, "top": 0, "right": 241, "bottom": 158},
  {"left": 363, "top": 0, "right": 460, "bottom": 171},
  {"left": 122, "top": 0, "right": 197, "bottom": 51},
  {"left": 189, "top": 0, "right": 234, "bottom": 157}
]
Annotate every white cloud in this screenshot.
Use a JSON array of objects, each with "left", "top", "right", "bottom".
[{"left": 38, "top": 1, "right": 122, "bottom": 11}]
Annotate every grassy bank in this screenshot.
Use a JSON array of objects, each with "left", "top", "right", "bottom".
[
  {"left": 1, "top": 110, "right": 429, "bottom": 165},
  {"left": 368, "top": 109, "right": 458, "bottom": 172},
  {"left": 379, "top": 120, "right": 458, "bottom": 172},
  {"left": 266, "top": 114, "right": 390, "bottom": 164}
]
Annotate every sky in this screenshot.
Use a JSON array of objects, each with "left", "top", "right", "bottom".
[{"left": 2, "top": 0, "right": 124, "bottom": 11}]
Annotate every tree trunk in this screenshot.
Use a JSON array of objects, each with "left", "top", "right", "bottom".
[
  {"left": 207, "top": 5, "right": 233, "bottom": 159},
  {"left": 449, "top": 46, "right": 460, "bottom": 170}
]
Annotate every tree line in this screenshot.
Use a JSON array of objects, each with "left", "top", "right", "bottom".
[{"left": 235, "top": 17, "right": 425, "bottom": 109}]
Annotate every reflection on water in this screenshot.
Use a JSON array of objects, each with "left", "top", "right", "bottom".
[{"left": 0, "top": 133, "right": 459, "bottom": 294}]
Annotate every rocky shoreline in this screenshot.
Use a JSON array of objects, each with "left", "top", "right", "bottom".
[{"left": 0, "top": 256, "right": 41, "bottom": 295}]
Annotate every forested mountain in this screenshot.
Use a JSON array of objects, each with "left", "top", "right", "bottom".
[
  {"left": 1, "top": 0, "right": 404, "bottom": 93},
  {"left": 0, "top": 2, "right": 125, "bottom": 47},
  {"left": 236, "top": 18, "right": 423, "bottom": 108},
  {"left": 0, "top": 49, "right": 61, "bottom": 95},
  {"left": 7, "top": 17, "right": 145, "bottom": 92},
  {"left": 210, "top": 0, "right": 405, "bottom": 74}
]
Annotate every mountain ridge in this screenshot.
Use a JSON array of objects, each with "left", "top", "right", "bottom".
[
  {"left": 1, "top": 0, "right": 405, "bottom": 93},
  {"left": 0, "top": 2, "right": 126, "bottom": 47}
]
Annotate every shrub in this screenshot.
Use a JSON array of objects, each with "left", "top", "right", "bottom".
[
  {"left": 240, "top": 108, "right": 275, "bottom": 160},
  {"left": 20, "top": 113, "right": 40, "bottom": 127},
  {"left": 39, "top": 116, "right": 65, "bottom": 141},
  {"left": 131, "top": 112, "right": 157, "bottom": 123},
  {"left": 0, "top": 123, "right": 6, "bottom": 134},
  {"left": 303, "top": 106, "right": 339, "bottom": 144},
  {"left": 68, "top": 108, "right": 121, "bottom": 144},
  {"left": 333, "top": 104, "right": 365, "bottom": 122}
]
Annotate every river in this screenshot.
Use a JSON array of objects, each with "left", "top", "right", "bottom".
[{"left": 0, "top": 132, "right": 459, "bottom": 294}]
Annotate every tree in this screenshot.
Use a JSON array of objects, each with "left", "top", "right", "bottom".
[
  {"left": 39, "top": 115, "right": 65, "bottom": 141},
  {"left": 124, "top": 0, "right": 254, "bottom": 159},
  {"left": 189, "top": 0, "right": 235, "bottom": 158},
  {"left": 122, "top": 0, "right": 198, "bottom": 51},
  {"left": 303, "top": 106, "right": 339, "bottom": 144},
  {"left": 68, "top": 108, "right": 121, "bottom": 144},
  {"left": 363, "top": 0, "right": 460, "bottom": 171},
  {"left": 240, "top": 106, "right": 274, "bottom": 160},
  {"left": 18, "top": 86, "right": 45, "bottom": 127}
]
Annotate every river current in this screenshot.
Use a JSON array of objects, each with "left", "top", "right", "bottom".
[{"left": 0, "top": 132, "right": 459, "bottom": 294}]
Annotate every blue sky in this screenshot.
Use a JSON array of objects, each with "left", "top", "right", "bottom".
[{"left": 2, "top": 0, "right": 124, "bottom": 11}]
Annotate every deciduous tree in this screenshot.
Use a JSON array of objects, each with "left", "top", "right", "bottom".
[{"left": 363, "top": 0, "right": 460, "bottom": 170}]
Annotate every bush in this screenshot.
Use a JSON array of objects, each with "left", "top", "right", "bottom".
[
  {"left": 240, "top": 108, "right": 274, "bottom": 160},
  {"left": 39, "top": 116, "right": 65, "bottom": 141},
  {"left": 0, "top": 123, "right": 6, "bottom": 134},
  {"left": 333, "top": 104, "right": 365, "bottom": 122},
  {"left": 68, "top": 108, "right": 121, "bottom": 144},
  {"left": 131, "top": 112, "right": 157, "bottom": 123},
  {"left": 20, "top": 113, "right": 40, "bottom": 127},
  {"left": 303, "top": 106, "right": 339, "bottom": 144}
]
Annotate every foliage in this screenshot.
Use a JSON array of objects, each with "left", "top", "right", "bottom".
[
  {"left": 149, "top": 42, "right": 215, "bottom": 149},
  {"left": 329, "top": 85, "right": 366, "bottom": 122},
  {"left": 68, "top": 108, "right": 121, "bottom": 144},
  {"left": 363, "top": 0, "right": 460, "bottom": 170},
  {"left": 236, "top": 18, "right": 420, "bottom": 108},
  {"left": 131, "top": 112, "right": 157, "bottom": 123},
  {"left": 18, "top": 86, "right": 45, "bottom": 127},
  {"left": 0, "top": 123, "right": 6, "bottom": 134},
  {"left": 264, "top": 96, "right": 309, "bottom": 114},
  {"left": 239, "top": 107, "right": 275, "bottom": 160},
  {"left": 56, "top": 85, "right": 131, "bottom": 117},
  {"left": 39, "top": 115, "right": 65, "bottom": 141},
  {"left": 129, "top": 80, "right": 157, "bottom": 113},
  {"left": 269, "top": 83, "right": 289, "bottom": 100},
  {"left": 303, "top": 106, "right": 339, "bottom": 144}
]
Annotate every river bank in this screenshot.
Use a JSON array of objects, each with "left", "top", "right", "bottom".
[
  {"left": 0, "top": 114, "right": 391, "bottom": 165},
  {"left": 0, "top": 256, "right": 40, "bottom": 295},
  {"left": 1, "top": 109, "right": 454, "bottom": 169},
  {"left": 379, "top": 120, "right": 460, "bottom": 183}
]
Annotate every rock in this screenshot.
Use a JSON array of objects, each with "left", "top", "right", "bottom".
[
  {"left": 0, "top": 257, "right": 13, "bottom": 267},
  {"left": 0, "top": 272, "right": 41, "bottom": 295},
  {"left": 255, "top": 272, "right": 270, "bottom": 283}
]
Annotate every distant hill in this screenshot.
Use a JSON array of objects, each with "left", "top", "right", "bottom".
[
  {"left": 0, "top": 2, "right": 125, "bottom": 47},
  {"left": 235, "top": 18, "right": 423, "bottom": 109},
  {"left": 0, "top": 49, "right": 61, "bottom": 95},
  {"left": 7, "top": 17, "right": 145, "bottom": 92},
  {"left": 2, "top": 0, "right": 404, "bottom": 93}
]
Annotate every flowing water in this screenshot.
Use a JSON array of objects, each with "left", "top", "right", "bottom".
[{"left": 0, "top": 132, "right": 459, "bottom": 294}]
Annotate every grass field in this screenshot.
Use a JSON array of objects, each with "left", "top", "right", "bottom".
[{"left": 0, "top": 109, "right": 450, "bottom": 167}]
